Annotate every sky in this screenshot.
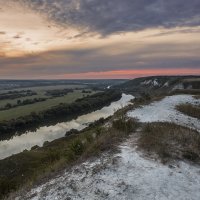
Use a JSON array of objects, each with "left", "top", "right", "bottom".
[{"left": 0, "top": 0, "right": 200, "bottom": 79}]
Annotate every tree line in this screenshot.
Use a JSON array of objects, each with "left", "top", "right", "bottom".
[
  {"left": 0, "top": 90, "right": 37, "bottom": 100},
  {"left": 0, "top": 98, "right": 47, "bottom": 111},
  {"left": 45, "top": 89, "right": 73, "bottom": 97}
]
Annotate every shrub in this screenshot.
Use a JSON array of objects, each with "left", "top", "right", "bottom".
[
  {"left": 85, "top": 134, "right": 94, "bottom": 143},
  {"left": 69, "top": 139, "right": 85, "bottom": 156},
  {"left": 45, "top": 150, "right": 61, "bottom": 163},
  {"left": 112, "top": 116, "right": 139, "bottom": 133},
  {"left": 65, "top": 129, "right": 79, "bottom": 136}
]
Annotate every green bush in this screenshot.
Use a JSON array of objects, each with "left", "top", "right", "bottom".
[
  {"left": 112, "top": 116, "right": 138, "bottom": 133},
  {"left": 69, "top": 139, "right": 85, "bottom": 156}
]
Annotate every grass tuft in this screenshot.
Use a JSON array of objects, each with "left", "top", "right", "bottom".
[
  {"left": 138, "top": 122, "right": 200, "bottom": 164},
  {"left": 112, "top": 115, "right": 139, "bottom": 133},
  {"left": 176, "top": 103, "right": 200, "bottom": 119}
]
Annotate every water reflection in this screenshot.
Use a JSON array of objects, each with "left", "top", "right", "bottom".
[{"left": 0, "top": 94, "right": 134, "bottom": 160}]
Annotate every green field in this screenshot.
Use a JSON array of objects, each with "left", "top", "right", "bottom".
[
  {"left": 0, "top": 88, "right": 95, "bottom": 121},
  {"left": 0, "top": 85, "right": 87, "bottom": 107}
]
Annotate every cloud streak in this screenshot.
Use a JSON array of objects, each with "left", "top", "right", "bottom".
[
  {"left": 58, "top": 68, "right": 200, "bottom": 79},
  {"left": 19, "top": 0, "right": 200, "bottom": 36},
  {"left": 0, "top": 39, "right": 199, "bottom": 78}
]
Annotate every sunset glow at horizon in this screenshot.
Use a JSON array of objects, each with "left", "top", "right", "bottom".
[
  {"left": 0, "top": 0, "right": 200, "bottom": 79},
  {"left": 51, "top": 68, "right": 200, "bottom": 80}
]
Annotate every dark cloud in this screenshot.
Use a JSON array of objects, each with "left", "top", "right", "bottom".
[
  {"left": 13, "top": 35, "right": 21, "bottom": 39},
  {"left": 0, "top": 31, "right": 6, "bottom": 35},
  {"left": 13, "top": 32, "right": 24, "bottom": 39},
  {"left": 19, "top": 0, "right": 200, "bottom": 36}
]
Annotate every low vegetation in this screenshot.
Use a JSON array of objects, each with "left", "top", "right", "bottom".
[
  {"left": 183, "top": 79, "right": 200, "bottom": 89},
  {"left": 0, "top": 115, "right": 139, "bottom": 199},
  {"left": 138, "top": 122, "right": 200, "bottom": 164},
  {"left": 195, "top": 96, "right": 200, "bottom": 99},
  {"left": 170, "top": 89, "right": 200, "bottom": 95},
  {"left": 0, "top": 90, "right": 37, "bottom": 101},
  {"left": 82, "top": 89, "right": 92, "bottom": 94},
  {"left": 45, "top": 89, "right": 73, "bottom": 97},
  {"left": 112, "top": 115, "right": 139, "bottom": 133},
  {"left": 176, "top": 103, "right": 200, "bottom": 119}
]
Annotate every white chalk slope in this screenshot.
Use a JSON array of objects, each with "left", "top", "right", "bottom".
[
  {"left": 18, "top": 94, "right": 200, "bottom": 200},
  {"left": 128, "top": 94, "right": 200, "bottom": 131},
  {"left": 22, "top": 138, "right": 200, "bottom": 200}
]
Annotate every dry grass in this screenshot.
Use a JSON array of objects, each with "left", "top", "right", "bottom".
[
  {"left": 194, "top": 95, "right": 200, "bottom": 100},
  {"left": 0, "top": 116, "right": 139, "bottom": 199},
  {"left": 170, "top": 89, "right": 200, "bottom": 95},
  {"left": 176, "top": 103, "right": 200, "bottom": 119},
  {"left": 83, "top": 117, "right": 139, "bottom": 158},
  {"left": 138, "top": 122, "right": 200, "bottom": 164},
  {"left": 183, "top": 78, "right": 200, "bottom": 82}
]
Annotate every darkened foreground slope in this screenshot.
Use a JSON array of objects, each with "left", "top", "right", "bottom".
[{"left": 114, "top": 76, "right": 200, "bottom": 95}]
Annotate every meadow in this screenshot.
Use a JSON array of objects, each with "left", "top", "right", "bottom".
[{"left": 0, "top": 85, "right": 93, "bottom": 121}]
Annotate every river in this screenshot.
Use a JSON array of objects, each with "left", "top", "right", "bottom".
[{"left": 0, "top": 94, "right": 134, "bottom": 160}]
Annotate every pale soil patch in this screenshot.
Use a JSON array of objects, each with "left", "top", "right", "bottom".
[
  {"left": 19, "top": 135, "right": 200, "bottom": 200},
  {"left": 128, "top": 95, "right": 200, "bottom": 131}
]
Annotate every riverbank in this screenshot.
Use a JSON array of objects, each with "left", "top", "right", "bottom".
[
  {"left": 0, "top": 113, "right": 139, "bottom": 199},
  {"left": 0, "top": 93, "right": 133, "bottom": 160},
  {"left": 0, "top": 90, "right": 121, "bottom": 140}
]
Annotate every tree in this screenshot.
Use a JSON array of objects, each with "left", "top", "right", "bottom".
[
  {"left": 17, "top": 100, "right": 21, "bottom": 105},
  {"left": 5, "top": 103, "right": 12, "bottom": 109}
]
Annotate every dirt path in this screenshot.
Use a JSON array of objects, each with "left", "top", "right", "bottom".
[{"left": 19, "top": 135, "right": 200, "bottom": 200}]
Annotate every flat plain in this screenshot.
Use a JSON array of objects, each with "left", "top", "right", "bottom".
[{"left": 0, "top": 84, "right": 94, "bottom": 121}]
